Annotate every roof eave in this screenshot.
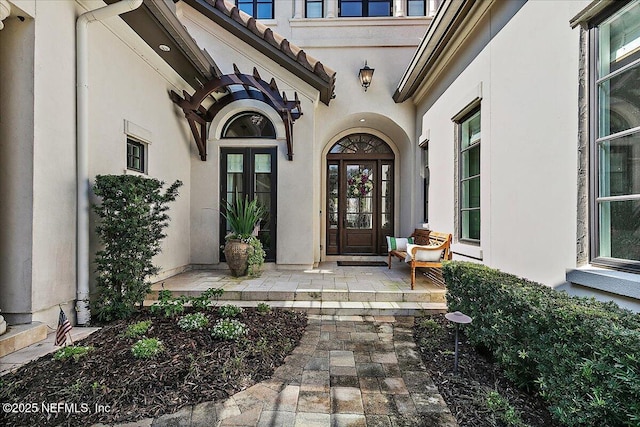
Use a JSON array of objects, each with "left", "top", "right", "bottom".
[
  {"left": 393, "top": 0, "right": 478, "bottom": 103},
  {"left": 182, "top": 0, "right": 336, "bottom": 105},
  {"left": 104, "top": 0, "right": 219, "bottom": 88},
  {"left": 145, "top": 0, "right": 222, "bottom": 78}
]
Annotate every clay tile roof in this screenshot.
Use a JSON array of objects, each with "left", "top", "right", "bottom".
[{"left": 192, "top": 0, "right": 336, "bottom": 104}]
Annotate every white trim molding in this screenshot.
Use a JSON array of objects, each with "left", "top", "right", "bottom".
[{"left": 124, "top": 119, "right": 153, "bottom": 144}]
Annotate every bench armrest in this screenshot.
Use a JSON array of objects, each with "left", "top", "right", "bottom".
[{"left": 407, "top": 244, "right": 444, "bottom": 262}]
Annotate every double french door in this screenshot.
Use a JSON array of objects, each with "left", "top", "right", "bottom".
[{"left": 220, "top": 147, "right": 277, "bottom": 261}]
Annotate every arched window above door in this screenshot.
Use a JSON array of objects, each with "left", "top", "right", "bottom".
[
  {"left": 222, "top": 112, "right": 276, "bottom": 138},
  {"left": 329, "top": 133, "right": 393, "bottom": 154}
]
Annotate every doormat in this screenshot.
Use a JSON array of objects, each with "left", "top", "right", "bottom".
[{"left": 337, "top": 261, "right": 388, "bottom": 267}]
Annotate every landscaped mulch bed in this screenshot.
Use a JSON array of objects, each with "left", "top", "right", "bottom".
[
  {"left": 414, "top": 313, "right": 561, "bottom": 427},
  {"left": 0, "top": 308, "right": 307, "bottom": 427}
]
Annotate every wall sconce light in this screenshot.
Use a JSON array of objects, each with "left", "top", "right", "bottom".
[{"left": 358, "top": 61, "right": 374, "bottom": 92}]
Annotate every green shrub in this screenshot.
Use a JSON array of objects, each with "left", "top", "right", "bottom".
[
  {"left": 485, "top": 390, "right": 527, "bottom": 427},
  {"left": 221, "top": 195, "right": 267, "bottom": 239},
  {"left": 54, "top": 345, "right": 94, "bottom": 361},
  {"left": 150, "top": 289, "right": 187, "bottom": 318},
  {"left": 221, "top": 195, "right": 267, "bottom": 277},
  {"left": 246, "top": 236, "right": 266, "bottom": 276},
  {"left": 443, "top": 261, "right": 640, "bottom": 427},
  {"left": 218, "top": 304, "right": 244, "bottom": 318},
  {"left": 131, "top": 338, "right": 164, "bottom": 359},
  {"left": 151, "top": 288, "right": 224, "bottom": 316},
  {"left": 256, "top": 302, "right": 271, "bottom": 313},
  {"left": 92, "top": 175, "right": 182, "bottom": 322},
  {"left": 416, "top": 317, "right": 441, "bottom": 332},
  {"left": 211, "top": 319, "right": 247, "bottom": 340},
  {"left": 190, "top": 288, "right": 224, "bottom": 310},
  {"left": 121, "top": 320, "right": 152, "bottom": 338},
  {"left": 178, "top": 312, "right": 209, "bottom": 331}
]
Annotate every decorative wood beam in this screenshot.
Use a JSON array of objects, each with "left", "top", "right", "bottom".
[{"left": 171, "top": 65, "right": 302, "bottom": 161}]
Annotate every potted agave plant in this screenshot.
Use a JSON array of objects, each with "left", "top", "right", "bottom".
[{"left": 221, "top": 195, "right": 267, "bottom": 277}]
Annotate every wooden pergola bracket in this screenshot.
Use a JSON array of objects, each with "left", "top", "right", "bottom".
[{"left": 170, "top": 65, "right": 302, "bottom": 161}]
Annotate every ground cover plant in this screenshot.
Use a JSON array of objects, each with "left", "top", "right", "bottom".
[
  {"left": 441, "top": 261, "right": 640, "bottom": 427},
  {"left": 414, "top": 313, "right": 559, "bottom": 427},
  {"left": 0, "top": 305, "right": 306, "bottom": 426},
  {"left": 53, "top": 345, "right": 94, "bottom": 362}
]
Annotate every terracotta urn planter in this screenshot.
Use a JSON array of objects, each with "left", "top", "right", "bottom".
[{"left": 223, "top": 239, "right": 251, "bottom": 277}]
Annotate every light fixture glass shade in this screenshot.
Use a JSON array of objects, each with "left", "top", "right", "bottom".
[{"left": 358, "top": 61, "right": 374, "bottom": 91}]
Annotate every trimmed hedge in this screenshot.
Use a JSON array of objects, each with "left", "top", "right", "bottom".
[{"left": 443, "top": 262, "right": 640, "bottom": 427}]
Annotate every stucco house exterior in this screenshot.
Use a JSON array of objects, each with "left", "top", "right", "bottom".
[
  {"left": 1, "top": 0, "right": 639, "bottom": 349},
  {"left": 0, "top": 0, "right": 437, "bottom": 334},
  {"left": 394, "top": 0, "right": 640, "bottom": 311}
]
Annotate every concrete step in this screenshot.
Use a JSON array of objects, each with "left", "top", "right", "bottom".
[
  {"left": 1, "top": 327, "right": 101, "bottom": 376},
  {"left": 0, "top": 322, "right": 48, "bottom": 358},
  {"left": 143, "top": 299, "right": 447, "bottom": 316},
  {"left": 146, "top": 266, "right": 448, "bottom": 316},
  {"left": 146, "top": 288, "right": 446, "bottom": 304}
]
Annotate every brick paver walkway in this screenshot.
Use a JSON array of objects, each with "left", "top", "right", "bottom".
[{"left": 106, "top": 315, "right": 457, "bottom": 427}]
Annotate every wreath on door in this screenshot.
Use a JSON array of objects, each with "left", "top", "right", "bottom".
[{"left": 347, "top": 169, "right": 373, "bottom": 198}]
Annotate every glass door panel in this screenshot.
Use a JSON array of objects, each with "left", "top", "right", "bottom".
[
  {"left": 225, "top": 153, "right": 244, "bottom": 207},
  {"left": 221, "top": 148, "right": 277, "bottom": 261},
  {"left": 328, "top": 164, "right": 339, "bottom": 229},
  {"left": 343, "top": 162, "right": 376, "bottom": 253},
  {"left": 327, "top": 163, "right": 339, "bottom": 254},
  {"left": 253, "top": 153, "right": 272, "bottom": 257}
]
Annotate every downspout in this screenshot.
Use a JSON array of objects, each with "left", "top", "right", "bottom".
[{"left": 76, "top": 0, "right": 143, "bottom": 325}]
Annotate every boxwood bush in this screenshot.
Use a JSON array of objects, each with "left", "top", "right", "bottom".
[{"left": 443, "top": 261, "right": 640, "bottom": 427}]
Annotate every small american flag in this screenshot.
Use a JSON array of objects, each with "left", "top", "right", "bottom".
[{"left": 55, "top": 308, "right": 72, "bottom": 346}]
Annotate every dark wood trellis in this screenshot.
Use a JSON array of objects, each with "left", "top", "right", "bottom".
[{"left": 170, "top": 65, "right": 302, "bottom": 161}]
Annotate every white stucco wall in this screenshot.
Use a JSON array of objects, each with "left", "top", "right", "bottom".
[
  {"left": 0, "top": 1, "right": 37, "bottom": 325},
  {"left": 310, "top": 44, "right": 419, "bottom": 236},
  {"left": 417, "top": 0, "right": 585, "bottom": 287},
  {"left": 179, "top": 2, "right": 428, "bottom": 265},
  {"left": 180, "top": 5, "right": 320, "bottom": 267},
  {"left": 287, "top": 16, "right": 427, "bottom": 240},
  {"left": 1, "top": 0, "right": 196, "bottom": 328},
  {"left": 0, "top": 0, "right": 79, "bottom": 327},
  {"left": 86, "top": 8, "right": 193, "bottom": 283},
  {"left": 30, "top": 0, "right": 78, "bottom": 325}
]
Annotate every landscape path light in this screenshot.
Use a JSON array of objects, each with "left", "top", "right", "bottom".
[{"left": 444, "top": 311, "right": 472, "bottom": 374}]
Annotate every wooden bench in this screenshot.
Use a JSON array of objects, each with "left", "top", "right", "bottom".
[
  {"left": 388, "top": 229, "right": 452, "bottom": 289},
  {"left": 388, "top": 228, "right": 430, "bottom": 264}
]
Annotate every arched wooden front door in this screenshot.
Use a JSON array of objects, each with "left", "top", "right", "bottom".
[{"left": 326, "top": 134, "right": 394, "bottom": 255}]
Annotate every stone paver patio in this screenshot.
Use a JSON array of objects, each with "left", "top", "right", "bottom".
[
  {"left": 2, "top": 264, "right": 455, "bottom": 426},
  {"left": 99, "top": 315, "right": 457, "bottom": 427}
]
